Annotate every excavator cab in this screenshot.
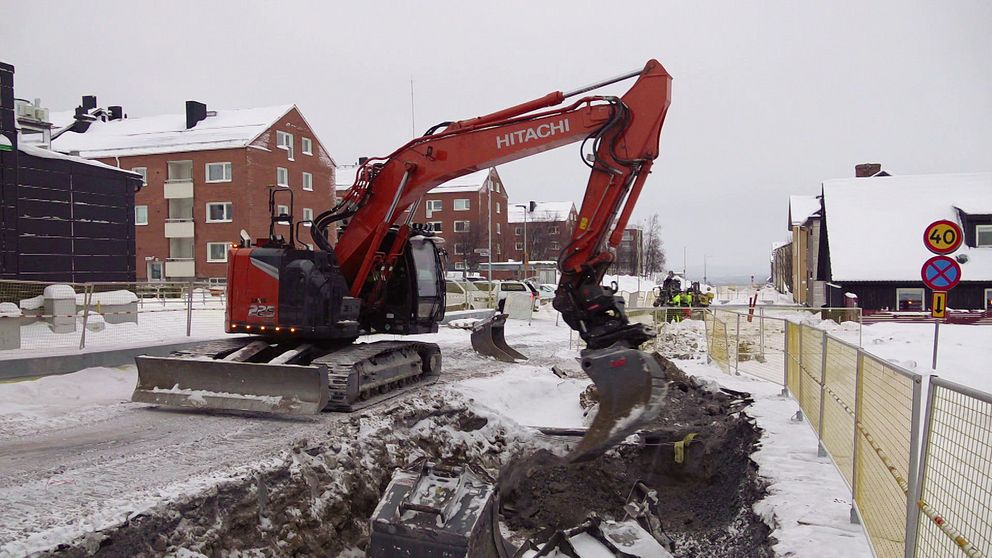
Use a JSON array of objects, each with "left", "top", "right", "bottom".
[{"left": 362, "top": 230, "right": 446, "bottom": 335}]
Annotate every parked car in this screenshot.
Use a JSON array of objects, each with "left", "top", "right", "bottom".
[
  {"left": 535, "top": 283, "right": 556, "bottom": 304},
  {"left": 472, "top": 281, "right": 539, "bottom": 311}
]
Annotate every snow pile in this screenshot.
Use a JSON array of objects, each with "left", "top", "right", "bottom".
[
  {"left": 452, "top": 364, "right": 591, "bottom": 429},
  {"left": 75, "top": 290, "right": 139, "bottom": 306},
  {"left": 18, "top": 295, "right": 43, "bottom": 310},
  {"left": 0, "top": 302, "right": 21, "bottom": 317},
  {"left": 0, "top": 367, "right": 136, "bottom": 436}
]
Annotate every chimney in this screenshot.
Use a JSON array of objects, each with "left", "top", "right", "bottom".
[
  {"left": 81, "top": 95, "right": 97, "bottom": 111},
  {"left": 185, "top": 100, "right": 207, "bottom": 129},
  {"left": 855, "top": 163, "right": 882, "bottom": 177},
  {"left": 108, "top": 105, "right": 123, "bottom": 121}
]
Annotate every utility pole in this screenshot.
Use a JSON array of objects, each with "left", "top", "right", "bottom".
[{"left": 487, "top": 180, "right": 493, "bottom": 289}]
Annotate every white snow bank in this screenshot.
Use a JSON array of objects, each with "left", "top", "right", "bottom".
[
  {"left": 75, "top": 290, "right": 138, "bottom": 306},
  {"left": 0, "top": 366, "right": 135, "bottom": 422},
  {"left": 18, "top": 295, "right": 44, "bottom": 310},
  {"left": 452, "top": 364, "right": 591, "bottom": 429},
  {"left": 0, "top": 303, "right": 21, "bottom": 317}
]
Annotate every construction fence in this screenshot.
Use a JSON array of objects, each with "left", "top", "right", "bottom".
[
  {"left": 0, "top": 279, "right": 227, "bottom": 355},
  {"left": 701, "top": 307, "right": 992, "bottom": 558}
]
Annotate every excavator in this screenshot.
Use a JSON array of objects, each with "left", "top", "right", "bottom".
[{"left": 132, "top": 59, "right": 672, "bottom": 461}]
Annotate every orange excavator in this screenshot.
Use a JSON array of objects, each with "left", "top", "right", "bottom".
[{"left": 132, "top": 60, "right": 672, "bottom": 461}]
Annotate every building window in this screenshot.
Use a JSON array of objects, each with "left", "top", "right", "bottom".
[
  {"left": 206, "top": 202, "right": 233, "bottom": 223},
  {"left": 426, "top": 199, "right": 442, "bottom": 213},
  {"left": 167, "top": 160, "right": 193, "bottom": 181},
  {"left": 496, "top": 223, "right": 501, "bottom": 234},
  {"left": 496, "top": 244, "right": 501, "bottom": 254},
  {"left": 454, "top": 243, "right": 467, "bottom": 255},
  {"left": 454, "top": 199, "right": 470, "bottom": 211},
  {"left": 986, "top": 288, "right": 992, "bottom": 310},
  {"left": 515, "top": 242, "right": 524, "bottom": 250},
  {"left": 207, "top": 242, "right": 230, "bottom": 263},
  {"left": 205, "top": 162, "right": 232, "bottom": 183},
  {"left": 896, "top": 288, "right": 925, "bottom": 312},
  {"left": 132, "top": 167, "right": 148, "bottom": 185},
  {"left": 454, "top": 261, "right": 467, "bottom": 270},
  {"left": 454, "top": 220, "right": 470, "bottom": 233},
  {"left": 622, "top": 230, "right": 632, "bottom": 241},
  {"left": 428, "top": 221, "right": 443, "bottom": 232},
  {"left": 302, "top": 137, "right": 313, "bottom": 155},
  {"left": 515, "top": 226, "right": 522, "bottom": 236},
  {"left": 550, "top": 241, "right": 560, "bottom": 250},
  {"left": 494, "top": 182, "right": 500, "bottom": 193},
  {"left": 277, "top": 167, "right": 289, "bottom": 187},
  {"left": 135, "top": 205, "right": 148, "bottom": 225},
  {"left": 277, "top": 204, "right": 290, "bottom": 220},
  {"left": 496, "top": 202, "right": 501, "bottom": 214},
  {"left": 550, "top": 225, "right": 559, "bottom": 234},
  {"left": 277, "top": 131, "right": 294, "bottom": 159},
  {"left": 977, "top": 225, "right": 992, "bottom": 247},
  {"left": 302, "top": 172, "right": 313, "bottom": 191},
  {"left": 303, "top": 207, "right": 313, "bottom": 225}
]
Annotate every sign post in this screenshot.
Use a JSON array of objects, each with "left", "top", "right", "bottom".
[{"left": 921, "top": 220, "right": 963, "bottom": 369}]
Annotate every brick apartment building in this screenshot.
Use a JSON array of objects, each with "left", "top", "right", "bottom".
[
  {"left": 50, "top": 98, "right": 336, "bottom": 281},
  {"left": 337, "top": 165, "right": 508, "bottom": 272},
  {"left": 615, "top": 227, "right": 644, "bottom": 275},
  {"left": 505, "top": 201, "right": 577, "bottom": 264}
]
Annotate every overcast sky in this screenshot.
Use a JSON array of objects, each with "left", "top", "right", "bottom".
[{"left": 3, "top": 1, "right": 990, "bottom": 279}]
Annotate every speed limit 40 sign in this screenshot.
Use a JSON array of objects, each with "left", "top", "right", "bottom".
[{"left": 924, "top": 220, "right": 963, "bottom": 255}]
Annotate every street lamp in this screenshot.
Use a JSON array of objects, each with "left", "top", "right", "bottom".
[{"left": 514, "top": 202, "right": 535, "bottom": 280}]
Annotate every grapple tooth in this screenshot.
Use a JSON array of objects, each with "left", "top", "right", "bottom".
[
  {"left": 470, "top": 313, "right": 527, "bottom": 362},
  {"left": 569, "top": 347, "right": 669, "bottom": 462},
  {"left": 132, "top": 355, "right": 329, "bottom": 414}
]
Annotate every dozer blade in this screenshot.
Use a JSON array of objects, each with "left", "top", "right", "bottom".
[
  {"left": 569, "top": 346, "right": 669, "bottom": 462},
  {"left": 470, "top": 313, "right": 527, "bottom": 363},
  {"left": 132, "top": 355, "right": 329, "bottom": 414}
]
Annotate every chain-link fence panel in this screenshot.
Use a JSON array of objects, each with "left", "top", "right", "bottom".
[
  {"left": 820, "top": 336, "right": 859, "bottom": 488},
  {"left": 915, "top": 377, "right": 992, "bottom": 558},
  {"left": 0, "top": 280, "right": 227, "bottom": 356},
  {"left": 856, "top": 352, "right": 921, "bottom": 558},
  {"left": 703, "top": 309, "right": 731, "bottom": 373}
]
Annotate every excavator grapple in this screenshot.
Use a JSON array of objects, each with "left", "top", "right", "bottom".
[{"left": 469, "top": 313, "right": 527, "bottom": 363}]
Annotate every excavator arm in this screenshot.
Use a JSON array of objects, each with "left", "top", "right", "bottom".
[{"left": 319, "top": 60, "right": 673, "bottom": 461}]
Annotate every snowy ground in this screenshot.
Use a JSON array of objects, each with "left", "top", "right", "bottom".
[
  {"left": 0, "top": 309, "right": 572, "bottom": 556},
  {"left": 0, "top": 305, "right": 894, "bottom": 557}
]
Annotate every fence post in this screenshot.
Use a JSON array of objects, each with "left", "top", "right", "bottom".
[
  {"left": 759, "top": 306, "right": 765, "bottom": 360},
  {"left": 781, "top": 322, "right": 789, "bottom": 396},
  {"left": 186, "top": 280, "right": 194, "bottom": 337},
  {"left": 797, "top": 323, "right": 804, "bottom": 415},
  {"left": 817, "top": 330, "right": 828, "bottom": 457},
  {"left": 851, "top": 349, "right": 865, "bottom": 524},
  {"left": 904, "top": 374, "right": 927, "bottom": 558},
  {"left": 735, "top": 312, "right": 741, "bottom": 375},
  {"left": 79, "top": 284, "right": 92, "bottom": 350}
]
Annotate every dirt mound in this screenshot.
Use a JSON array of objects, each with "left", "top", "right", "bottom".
[{"left": 500, "top": 360, "right": 773, "bottom": 557}]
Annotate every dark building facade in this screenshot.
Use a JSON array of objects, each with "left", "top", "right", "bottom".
[{"left": 0, "top": 62, "right": 142, "bottom": 283}]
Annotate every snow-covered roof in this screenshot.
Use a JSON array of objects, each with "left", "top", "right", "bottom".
[
  {"left": 789, "top": 195, "right": 821, "bottom": 227},
  {"left": 50, "top": 105, "right": 294, "bottom": 158},
  {"left": 507, "top": 201, "right": 576, "bottom": 223},
  {"left": 334, "top": 164, "right": 360, "bottom": 188},
  {"left": 822, "top": 172, "right": 992, "bottom": 281},
  {"left": 18, "top": 143, "right": 140, "bottom": 175},
  {"left": 429, "top": 169, "right": 492, "bottom": 193}
]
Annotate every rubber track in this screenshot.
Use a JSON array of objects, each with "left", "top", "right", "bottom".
[{"left": 320, "top": 341, "right": 438, "bottom": 412}]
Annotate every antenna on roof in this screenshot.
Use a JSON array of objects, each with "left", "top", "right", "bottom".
[{"left": 410, "top": 77, "right": 416, "bottom": 138}]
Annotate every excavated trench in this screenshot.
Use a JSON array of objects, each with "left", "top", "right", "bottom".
[{"left": 45, "top": 361, "right": 772, "bottom": 557}]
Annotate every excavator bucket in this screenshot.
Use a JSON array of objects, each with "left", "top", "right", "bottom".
[
  {"left": 470, "top": 313, "right": 527, "bottom": 363},
  {"left": 569, "top": 347, "right": 669, "bottom": 462},
  {"left": 132, "top": 353, "right": 329, "bottom": 414}
]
